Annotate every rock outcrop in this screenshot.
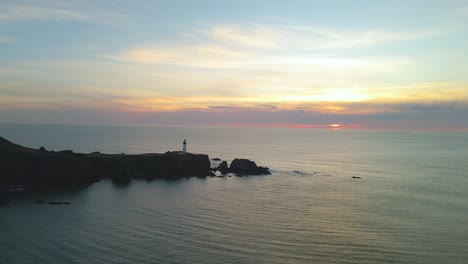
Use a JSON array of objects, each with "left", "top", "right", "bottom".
[
  {"left": 229, "top": 158, "right": 271, "bottom": 175},
  {"left": 214, "top": 158, "right": 271, "bottom": 176},
  {"left": 218, "top": 161, "right": 229, "bottom": 174}
]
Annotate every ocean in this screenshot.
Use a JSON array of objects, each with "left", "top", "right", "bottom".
[{"left": 1, "top": 123, "right": 467, "bottom": 263}]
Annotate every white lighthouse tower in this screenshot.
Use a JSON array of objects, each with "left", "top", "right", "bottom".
[{"left": 182, "top": 139, "right": 187, "bottom": 153}]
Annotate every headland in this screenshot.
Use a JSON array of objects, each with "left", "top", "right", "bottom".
[{"left": 0, "top": 137, "right": 270, "bottom": 194}]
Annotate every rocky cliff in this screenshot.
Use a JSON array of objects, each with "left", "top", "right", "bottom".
[{"left": 0, "top": 137, "right": 212, "bottom": 189}]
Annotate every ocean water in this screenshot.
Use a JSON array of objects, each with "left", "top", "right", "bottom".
[{"left": 1, "top": 123, "right": 467, "bottom": 264}]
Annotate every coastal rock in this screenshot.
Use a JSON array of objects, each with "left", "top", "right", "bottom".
[
  {"left": 212, "top": 158, "right": 221, "bottom": 161},
  {"left": 230, "top": 159, "right": 257, "bottom": 172},
  {"left": 229, "top": 159, "right": 270, "bottom": 175},
  {"left": 257, "top": 166, "right": 271, "bottom": 175},
  {"left": 218, "top": 161, "right": 229, "bottom": 174}
]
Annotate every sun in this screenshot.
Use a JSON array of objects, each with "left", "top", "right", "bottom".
[{"left": 329, "top": 124, "right": 341, "bottom": 130}]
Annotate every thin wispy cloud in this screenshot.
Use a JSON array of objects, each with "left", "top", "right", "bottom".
[
  {"left": 455, "top": 5, "right": 468, "bottom": 15},
  {"left": 0, "top": 2, "right": 126, "bottom": 25},
  {"left": 2, "top": 55, "right": 415, "bottom": 104},
  {"left": 0, "top": 5, "right": 89, "bottom": 22},
  {"left": 114, "top": 23, "right": 430, "bottom": 79},
  {"left": 118, "top": 44, "right": 253, "bottom": 66},
  {"left": 283, "top": 26, "right": 442, "bottom": 50},
  {"left": 116, "top": 23, "right": 439, "bottom": 67},
  {"left": 208, "top": 24, "right": 280, "bottom": 48}
]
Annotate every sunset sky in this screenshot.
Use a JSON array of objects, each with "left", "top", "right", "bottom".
[{"left": 1, "top": 0, "right": 468, "bottom": 129}]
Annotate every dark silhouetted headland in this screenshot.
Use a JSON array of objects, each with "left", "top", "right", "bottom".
[{"left": 0, "top": 136, "right": 270, "bottom": 191}]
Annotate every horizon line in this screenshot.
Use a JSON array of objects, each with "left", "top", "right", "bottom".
[{"left": 1, "top": 121, "right": 467, "bottom": 132}]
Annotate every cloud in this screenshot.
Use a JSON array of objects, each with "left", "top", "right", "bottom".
[
  {"left": 116, "top": 48, "right": 415, "bottom": 97},
  {"left": 106, "top": 23, "right": 438, "bottom": 101},
  {"left": 455, "top": 5, "right": 468, "bottom": 15},
  {"left": 2, "top": 100, "right": 467, "bottom": 130},
  {"left": 117, "top": 23, "right": 441, "bottom": 64},
  {"left": 209, "top": 23, "right": 442, "bottom": 51},
  {"left": 208, "top": 24, "right": 280, "bottom": 48},
  {"left": 119, "top": 43, "right": 414, "bottom": 71},
  {"left": 283, "top": 26, "right": 441, "bottom": 50},
  {"left": 114, "top": 23, "right": 437, "bottom": 72},
  {"left": 0, "top": 5, "right": 89, "bottom": 22},
  {"left": 118, "top": 44, "right": 253, "bottom": 66},
  {"left": 5, "top": 58, "right": 464, "bottom": 113},
  {"left": 0, "top": 2, "right": 125, "bottom": 24},
  {"left": 4, "top": 71, "right": 465, "bottom": 114}
]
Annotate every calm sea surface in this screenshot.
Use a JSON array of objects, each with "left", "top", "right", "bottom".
[{"left": 1, "top": 123, "right": 467, "bottom": 263}]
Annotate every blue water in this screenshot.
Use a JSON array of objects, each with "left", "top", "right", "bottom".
[{"left": 1, "top": 123, "right": 467, "bottom": 263}]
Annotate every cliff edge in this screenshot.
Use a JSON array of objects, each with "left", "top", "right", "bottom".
[{"left": 0, "top": 137, "right": 212, "bottom": 189}]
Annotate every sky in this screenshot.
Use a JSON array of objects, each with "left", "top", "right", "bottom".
[{"left": 1, "top": 0, "right": 468, "bottom": 129}]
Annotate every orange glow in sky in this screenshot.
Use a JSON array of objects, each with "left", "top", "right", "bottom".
[{"left": 223, "top": 123, "right": 361, "bottom": 129}]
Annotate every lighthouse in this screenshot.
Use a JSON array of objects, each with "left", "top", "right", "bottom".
[{"left": 182, "top": 139, "right": 187, "bottom": 153}]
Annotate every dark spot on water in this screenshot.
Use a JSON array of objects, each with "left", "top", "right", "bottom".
[{"left": 47, "top": 201, "right": 71, "bottom": 205}]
